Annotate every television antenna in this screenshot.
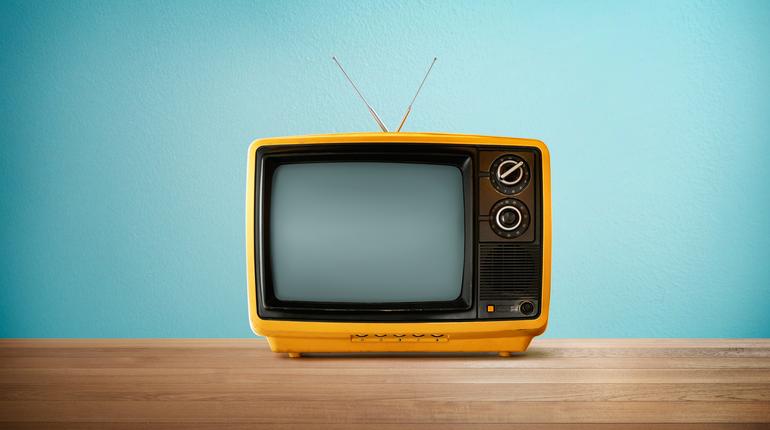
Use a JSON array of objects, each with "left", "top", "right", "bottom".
[
  {"left": 396, "top": 57, "right": 437, "bottom": 132},
  {"left": 332, "top": 56, "right": 389, "bottom": 132},
  {"left": 332, "top": 57, "right": 437, "bottom": 133}
]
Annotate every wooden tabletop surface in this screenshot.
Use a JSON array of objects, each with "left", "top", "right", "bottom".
[{"left": 0, "top": 338, "right": 768, "bottom": 429}]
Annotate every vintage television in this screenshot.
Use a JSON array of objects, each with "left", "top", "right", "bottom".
[
  {"left": 246, "top": 132, "right": 551, "bottom": 357},
  {"left": 246, "top": 59, "right": 551, "bottom": 357}
]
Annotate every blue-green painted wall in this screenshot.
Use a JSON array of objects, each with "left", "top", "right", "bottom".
[{"left": 1, "top": 0, "right": 769, "bottom": 337}]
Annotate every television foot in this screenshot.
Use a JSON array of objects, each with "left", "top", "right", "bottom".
[
  {"left": 288, "top": 352, "right": 302, "bottom": 358},
  {"left": 498, "top": 351, "right": 511, "bottom": 357}
]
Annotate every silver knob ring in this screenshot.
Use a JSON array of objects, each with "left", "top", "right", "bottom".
[{"left": 495, "top": 205, "right": 522, "bottom": 231}]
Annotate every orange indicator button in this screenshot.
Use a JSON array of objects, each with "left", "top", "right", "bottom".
[{"left": 486, "top": 305, "right": 495, "bottom": 313}]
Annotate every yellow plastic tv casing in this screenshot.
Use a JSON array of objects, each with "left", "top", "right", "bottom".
[{"left": 246, "top": 132, "right": 551, "bottom": 357}]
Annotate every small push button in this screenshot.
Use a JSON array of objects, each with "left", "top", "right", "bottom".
[{"left": 486, "top": 305, "right": 495, "bottom": 313}]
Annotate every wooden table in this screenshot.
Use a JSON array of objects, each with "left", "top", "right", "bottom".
[{"left": 1, "top": 339, "right": 768, "bottom": 428}]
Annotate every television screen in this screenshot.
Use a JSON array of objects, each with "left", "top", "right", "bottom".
[{"left": 269, "top": 162, "right": 465, "bottom": 303}]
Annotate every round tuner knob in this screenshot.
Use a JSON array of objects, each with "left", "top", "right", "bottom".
[
  {"left": 497, "top": 160, "right": 525, "bottom": 185},
  {"left": 490, "top": 198, "right": 530, "bottom": 238},
  {"left": 489, "top": 155, "right": 530, "bottom": 195}
]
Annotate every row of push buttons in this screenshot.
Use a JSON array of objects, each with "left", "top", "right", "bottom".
[{"left": 351, "top": 334, "right": 448, "bottom": 343}]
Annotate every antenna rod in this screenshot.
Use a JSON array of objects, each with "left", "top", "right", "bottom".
[
  {"left": 396, "top": 57, "right": 437, "bottom": 132},
  {"left": 332, "top": 56, "right": 389, "bottom": 132}
]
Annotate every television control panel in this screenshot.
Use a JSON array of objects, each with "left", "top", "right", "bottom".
[{"left": 477, "top": 149, "right": 542, "bottom": 320}]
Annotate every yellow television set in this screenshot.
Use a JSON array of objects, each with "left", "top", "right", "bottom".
[
  {"left": 246, "top": 132, "right": 551, "bottom": 357},
  {"left": 245, "top": 59, "right": 551, "bottom": 357}
]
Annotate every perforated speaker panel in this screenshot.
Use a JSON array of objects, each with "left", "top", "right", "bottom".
[{"left": 479, "top": 243, "right": 542, "bottom": 301}]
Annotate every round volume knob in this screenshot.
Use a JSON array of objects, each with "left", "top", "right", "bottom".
[
  {"left": 519, "top": 301, "right": 535, "bottom": 315},
  {"left": 496, "top": 206, "right": 522, "bottom": 231},
  {"left": 490, "top": 198, "right": 530, "bottom": 238},
  {"left": 490, "top": 154, "right": 530, "bottom": 195}
]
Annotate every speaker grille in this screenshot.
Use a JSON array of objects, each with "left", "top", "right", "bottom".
[{"left": 479, "top": 243, "right": 542, "bottom": 301}]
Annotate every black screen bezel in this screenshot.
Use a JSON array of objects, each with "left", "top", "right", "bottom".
[{"left": 254, "top": 144, "right": 478, "bottom": 321}]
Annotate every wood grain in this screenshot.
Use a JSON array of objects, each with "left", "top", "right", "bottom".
[{"left": 0, "top": 339, "right": 768, "bottom": 428}]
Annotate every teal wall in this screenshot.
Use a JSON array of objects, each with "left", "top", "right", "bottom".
[{"left": 1, "top": 0, "right": 769, "bottom": 338}]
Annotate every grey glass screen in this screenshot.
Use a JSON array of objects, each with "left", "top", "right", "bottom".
[{"left": 269, "top": 162, "right": 465, "bottom": 303}]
